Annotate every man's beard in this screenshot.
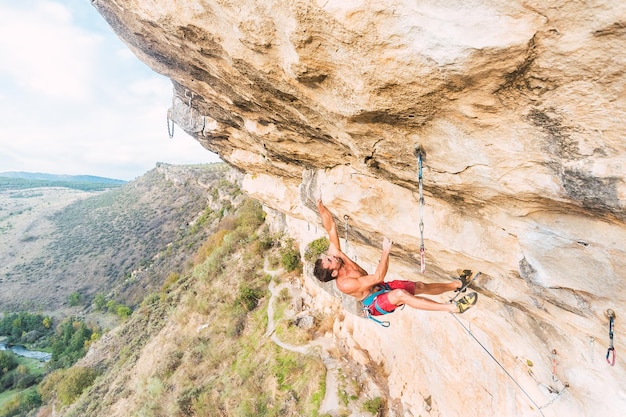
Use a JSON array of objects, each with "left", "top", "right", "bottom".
[{"left": 334, "top": 256, "right": 344, "bottom": 268}]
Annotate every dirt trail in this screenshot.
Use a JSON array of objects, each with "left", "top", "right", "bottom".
[{"left": 263, "top": 259, "right": 341, "bottom": 415}]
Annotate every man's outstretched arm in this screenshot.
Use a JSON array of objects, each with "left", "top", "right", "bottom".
[
  {"left": 369, "top": 237, "right": 392, "bottom": 285},
  {"left": 317, "top": 197, "right": 341, "bottom": 252}
]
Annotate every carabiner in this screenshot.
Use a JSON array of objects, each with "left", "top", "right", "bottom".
[{"left": 606, "top": 347, "right": 616, "bottom": 366}]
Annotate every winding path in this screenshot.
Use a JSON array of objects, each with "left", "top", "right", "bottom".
[{"left": 263, "top": 260, "right": 341, "bottom": 414}]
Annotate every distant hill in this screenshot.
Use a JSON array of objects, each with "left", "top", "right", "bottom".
[
  {"left": 0, "top": 162, "right": 240, "bottom": 311},
  {"left": 0, "top": 171, "right": 126, "bottom": 183},
  {"left": 0, "top": 171, "right": 126, "bottom": 192}
]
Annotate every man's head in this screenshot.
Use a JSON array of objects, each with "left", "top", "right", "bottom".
[{"left": 313, "top": 254, "right": 343, "bottom": 283}]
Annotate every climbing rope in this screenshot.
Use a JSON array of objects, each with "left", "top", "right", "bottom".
[
  {"left": 606, "top": 309, "right": 616, "bottom": 366},
  {"left": 415, "top": 145, "right": 426, "bottom": 274},
  {"left": 450, "top": 314, "right": 550, "bottom": 416}
]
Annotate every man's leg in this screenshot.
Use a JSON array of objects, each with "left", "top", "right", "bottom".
[
  {"left": 386, "top": 289, "right": 457, "bottom": 312},
  {"left": 413, "top": 281, "right": 461, "bottom": 296}
]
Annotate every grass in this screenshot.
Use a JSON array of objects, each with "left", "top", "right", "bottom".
[
  {"left": 273, "top": 295, "right": 316, "bottom": 346},
  {"left": 0, "top": 389, "right": 19, "bottom": 409},
  {"left": 16, "top": 355, "right": 46, "bottom": 375}
]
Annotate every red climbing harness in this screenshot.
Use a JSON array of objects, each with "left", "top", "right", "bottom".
[{"left": 361, "top": 283, "right": 393, "bottom": 327}]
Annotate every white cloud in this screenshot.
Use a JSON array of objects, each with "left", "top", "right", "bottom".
[
  {"left": 0, "top": 2, "right": 100, "bottom": 101},
  {"left": 0, "top": 1, "right": 221, "bottom": 180}
]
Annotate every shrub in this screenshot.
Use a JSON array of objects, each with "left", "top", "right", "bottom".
[
  {"left": 257, "top": 228, "right": 275, "bottom": 252},
  {"left": 116, "top": 305, "right": 133, "bottom": 320},
  {"left": 235, "top": 199, "right": 265, "bottom": 233},
  {"left": 304, "top": 237, "right": 329, "bottom": 262},
  {"left": 68, "top": 292, "right": 81, "bottom": 306},
  {"left": 363, "top": 397, "right": 384, "bottom": 414},
  {"left": 177, "top": 386, "right": 203, "bottom": 415},
  {"left": 235, "top": 284, "right": 263, "bottom": 312},
  {"left": 55, "top": 366, "right": 99, "bottom": 405},
  {"left": 93, "top": 293, "right": 107, "bottom": 311},
  {"left": 279, "top": 238, "right": 301, "bottom": 272},
  {"left": 0, "top": 387, "right": 42, "bottom": 417},
  {"left": 0, "top": 351, "right": 18, "bottom": 376}
]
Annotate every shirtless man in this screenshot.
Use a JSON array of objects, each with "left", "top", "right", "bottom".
[{"left": 312, "top": 197, "right": 477, "bottom": 316}]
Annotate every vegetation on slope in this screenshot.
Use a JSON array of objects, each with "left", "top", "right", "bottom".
[
  {"left": 0, "top": 314, "right": 102, "bottom": 416},
  {"left": 1, "top": 163, "right": 232, "bottom": 311},
  {"left": 40, "top": 196, "right": 328, "bottom": 417},
  {"left": 1, "top": 167, "right": 384, "bottom": 417}
]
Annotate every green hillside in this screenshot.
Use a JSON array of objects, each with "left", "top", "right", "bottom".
[{"left": 0, "top": 163, "right": 234, "bottom": 311}]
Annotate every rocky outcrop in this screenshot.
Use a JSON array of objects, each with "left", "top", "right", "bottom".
[{"left": 94, "top": 1, "right": 625, "bottom": 416}]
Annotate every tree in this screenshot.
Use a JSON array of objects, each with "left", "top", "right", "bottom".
[{"left": 0, "top": 351, "right": 18, "bottom": 376}]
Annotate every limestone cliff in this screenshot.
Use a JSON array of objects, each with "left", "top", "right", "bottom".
[{"left": 93, "top": 1, "right": 625, "bottom": 416}]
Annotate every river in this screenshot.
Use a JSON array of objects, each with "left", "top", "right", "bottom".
[{"left": 0, "top": 343, "right": 51, "bottom": 362}]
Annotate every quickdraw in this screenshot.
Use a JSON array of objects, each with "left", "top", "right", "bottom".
[
  {"left": 415, "top": 145, "right": 426, "bottom": 274},
  {"left": 606, "top": 309, "right": 616, "bottom": 366}
]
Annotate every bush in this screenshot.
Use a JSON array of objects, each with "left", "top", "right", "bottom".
[
  {"left": 304, "top": 237, "right": 329, "bottom": 262},
  {"left": 363, "top": 397, "right": 384, "bottom": 414},
  {"left": 279, "top": 238, "right": 301, "bottom": 272},
  {"left": 105, "top": 300, "right": 133, "bottom": 319},
  {"left": 235, "top": 285, "right": 263, "bottom": 312},
  {"left": 93, "top": 293, "right": 107, "bottom": 311},
  {"left": 116, "top": 305, "right": 133, "bottom": 320},
  {"left": 257, "top": 228, "right": 275, "bottom": 252},
  {"left": 177, "top": 386, "right": 203, "bottom": 415},
  {"left": 55, "top": 366, "right": 99, "bottom": 406},
  {"left": 0, "top": 351, "right": 18, "bottom": 376},
  {"left": 235, "top": 200, "right": 265, "bottom": 233},
  {"left": 68, "top": 292, "right": 81, "bottom": 306},
  {"left": 0, "top": 387, "right": 42, "bottom": 417}
]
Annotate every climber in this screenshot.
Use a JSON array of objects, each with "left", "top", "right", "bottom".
[{"left": 313, "top": 197, "right": 478, "bottom": 316}]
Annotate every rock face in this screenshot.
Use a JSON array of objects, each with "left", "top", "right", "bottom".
[{"left": 94, "top": 1, "right": 625, "bottom": 416}]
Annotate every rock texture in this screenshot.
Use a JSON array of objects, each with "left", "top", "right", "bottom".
[{"left": 94, "top": 1, "right": 625, "bottom": 416}]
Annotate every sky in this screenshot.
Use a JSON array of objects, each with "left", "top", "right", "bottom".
[{"left": 0, "top": 0, "right": 221, "bottom": 181}]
